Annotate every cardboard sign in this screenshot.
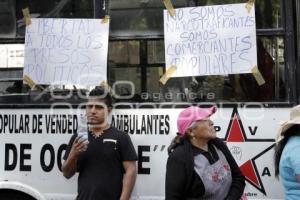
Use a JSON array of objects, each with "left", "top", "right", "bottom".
[
  {"left": 164, "top": 3, "right": 257, "bottom": 77},
  {"left": 23, "top": 18, "right": 109, "bottom": 86}
]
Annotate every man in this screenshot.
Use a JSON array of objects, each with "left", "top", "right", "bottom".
[{"left": 62, "top": 86, "right": 137, "bottom": 200}]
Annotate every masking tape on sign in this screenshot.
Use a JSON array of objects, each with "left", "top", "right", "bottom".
[
  {"left": 163, "top": 0, "right": 175, "bottom": 18},
  {"left": 251, "top": 65, "right": 265, "bottom": 86},
  {"left": 159, "top": 65, "right": 177, "bottom": 85},
  {"left": 23, "top": 75, "right": 36, "bottom": 89},
  {"left": 192, "top": 76, "right": 198, "bottom": 84},
  {"left": 100, "top": 81, "right": 112, "bottom": 93},
  {"left": 22, "top": 7, "right": 32, "bottom": 26},
  {"left": 245, "top": 0, "right": 255, "bottom": 13},
  {"left": 102, "top": 15, "right": 110, "bottom": 23}
]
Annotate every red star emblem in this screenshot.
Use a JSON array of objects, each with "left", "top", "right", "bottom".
[{"left": 224, "top": 108, "right": 275, "bottom": 195}]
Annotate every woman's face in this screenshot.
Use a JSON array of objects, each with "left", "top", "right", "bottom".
[{"left": 189, "top": 118, "right": 216, "bottom": 140}]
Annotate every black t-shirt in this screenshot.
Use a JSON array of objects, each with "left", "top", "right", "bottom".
[{"left": 63, "top": 127, "right": 138, "bottom": 200}]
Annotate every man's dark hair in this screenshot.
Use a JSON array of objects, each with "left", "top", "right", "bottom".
[{"left": 89, "top": 86, "right": 113, "bottom": 108}]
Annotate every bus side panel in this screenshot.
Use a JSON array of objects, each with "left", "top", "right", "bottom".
[{"left": 0, "top": 107, "right": 286, "bottom": 199}]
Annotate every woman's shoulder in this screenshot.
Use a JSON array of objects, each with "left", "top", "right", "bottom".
[
  {"left": 169, "top": 143, "right": 185, "bottom": 155},
  {"left": 168, "top": 144, "right": 187, "bottom": 161},
  {"left": 287, "top": 136, "right": 300, "bottom": 150},
  {"left": 289, "top": 135, "right": 300, "bottom": 142}
]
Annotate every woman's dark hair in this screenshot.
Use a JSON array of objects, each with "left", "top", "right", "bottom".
[
  {"left": 274, "top": 125, "right": 300, "bottom": 177},
  {"left": 89, "top": 86, "right": 113, "bottom": 108},
  {"left": 167, "top": 133, "right": 190, "bottom": 154}
]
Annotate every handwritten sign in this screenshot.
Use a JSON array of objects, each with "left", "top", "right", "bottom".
[
  {"left": 164, "top": 3, "right": 257, "bottom": 77},
  {"left": 24, "top": 18, "right": 109, "bottom": 85}
]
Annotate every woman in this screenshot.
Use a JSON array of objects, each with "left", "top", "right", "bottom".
[
  {"left": 165, "top": 106, "right": 245, "bottom": 200},
  {"left": 274, "top": 104, "right": 300, "bottom": 200}
]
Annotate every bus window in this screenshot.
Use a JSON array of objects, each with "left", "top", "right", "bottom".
[
  {"left": 0, "top": 80, "right": 29, "bottom": 94},
  {"left": 0, "top": 0, "right": 292, "bottom": 103},
  {"left": 109, "top": 0, "right": 187, "bottom": 38},
  {"left": 255, "top": 0, "right": 282, "bottom": 28},
  {"left": 0, "top": 0, "right": 16, "bottom": 38},
  {"left": 106, "top": 0, "right": 287, "bottom": 103},
  {"left": 108, "top": 36, "right": 286, "bottom": 102}
]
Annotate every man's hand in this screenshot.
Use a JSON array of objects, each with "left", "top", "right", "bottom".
[
  {"left": 69, "top": 136, "right": 89, "bottom": 157},
  {"left": 120, "top": 161, "right": 137, "bottom": 200},
  {"left": 62, "top": 137, "right": 89, "bottom": 179}
]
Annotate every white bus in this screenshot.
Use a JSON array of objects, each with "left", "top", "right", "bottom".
[{"left": 1, "top": 0, "right": 300, "bottom": 199}]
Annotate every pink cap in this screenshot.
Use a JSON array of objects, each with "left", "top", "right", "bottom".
[{"left": 177, "top": 106, "right": 217, "bottom": 135}]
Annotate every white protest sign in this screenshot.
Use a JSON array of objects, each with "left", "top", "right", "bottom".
[
  {"left": 24, "top": 18, "right": 109, "bottom": 85},
  {"left": 164, "top": 3, "right": 257, "bottom": 77}
]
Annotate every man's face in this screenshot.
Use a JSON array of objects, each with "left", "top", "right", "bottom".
[{"left": 86, "top": 98, "right": 111, "bottom": 126}]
